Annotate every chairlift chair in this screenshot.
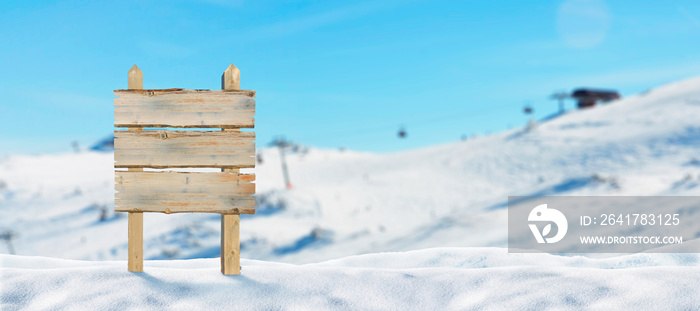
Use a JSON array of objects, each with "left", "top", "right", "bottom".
[{"left": 398, "top": 127, "right": 407, "bottom": 138}]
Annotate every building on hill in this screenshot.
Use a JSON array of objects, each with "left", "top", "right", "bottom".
[{"left": 571, "top": 88, "right": 620, "bottom": 109}]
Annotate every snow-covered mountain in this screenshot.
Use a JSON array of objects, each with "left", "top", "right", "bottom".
[{"left": 2, "top": 76, "right": 700, "bottom": 265}]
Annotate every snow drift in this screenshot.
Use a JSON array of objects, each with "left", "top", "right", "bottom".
[{"left": 2, "top": 248, "right": 700, "bottom": 310}]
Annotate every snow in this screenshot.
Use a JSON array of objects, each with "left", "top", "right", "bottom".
[
  {"left": 3, "top": 248, "right": 700, "bottom": 310},
  {"left": 3, "top": 75, "right": 700, "bottom": 308}
]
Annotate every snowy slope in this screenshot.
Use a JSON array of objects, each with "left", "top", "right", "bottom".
[
  {"left": 3, "top": 248, "right": 700, "bottom": 310},
  {"left": 2, "top": 76, "right": 700, "bottom": 265}
]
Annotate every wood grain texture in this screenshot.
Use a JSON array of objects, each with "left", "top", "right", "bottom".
[
  {"left": 221, "top": 214, "right": 240, "bottom": 275},
  {"left": 114, "top": 89, "right": 255, "bottom": 129},
  {"left": 126, "top": 67, "right": 144, "bottom": 272},
  {"left": 115, "top": 171, "right": 256, "bottom": 214},
  {"left": 114, "top": 130, "right": 255, "bottom": 168},
  {"left": 221, "top": 64, "right": 241, "bottom": 90},
  {"left": 220, "top": 127, "right": 242, "bottom": 274},
  {"left": 128, "top": 212, "right": 143, "bottom": 272},
  {"left": 128, "top": 65, "right": 143, "bottom": 90}
]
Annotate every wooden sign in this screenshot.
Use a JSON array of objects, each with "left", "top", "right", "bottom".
[{"left": 114, "top": 64, "right": 255, "bottom": 275}]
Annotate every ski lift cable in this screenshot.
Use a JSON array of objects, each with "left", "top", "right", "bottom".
[
  {"left": 274, "top": 100, "right": 547, "bottom": 142},
  {"left": 308, "top": 105, "right": 510, "bottom": 138}
]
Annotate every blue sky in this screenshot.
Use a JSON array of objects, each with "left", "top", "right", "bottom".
[{"left": 2, "top": 0, "right": 700, "bottom": 155}]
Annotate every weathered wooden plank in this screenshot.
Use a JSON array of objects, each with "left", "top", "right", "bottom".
[
  {"left": 115, "top": 171, "right": 255, "bottom": 214},
  {"left": 114, "top": 130, "right": 255, "bottom": 168},
  {"left": 114, "top": 88, "right": 255, "bottom": 97},
  {"left": 114, "top": 89, "right": 255, "bottom": 128},
  {"left": 115, "top": 198, "right": 255, "bottom": 214},
  {"left": 115, "top": 171, "right": 255, "bottom": 196}
]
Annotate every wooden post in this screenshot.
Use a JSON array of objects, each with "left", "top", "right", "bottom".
[
  {"left": 221, "top": 164, "right": 241, "bottom": 274},
  {"left": 221, "top": 211, "right": 240, "bottom": 275},
  {"left": 220, "top": 64, "right": 241, "bottom": 275},
  {"left": 221, "top": 64, "right": 240, "bottom": 90},
  {"left": 128, "top": 65, "right": 143, "bottom": 90},
  {"left": 128, "top": 210, "right": 143, "bottom": 272},
  {"left": 127, "top": 65, "right": 144, "bottom": 272}
]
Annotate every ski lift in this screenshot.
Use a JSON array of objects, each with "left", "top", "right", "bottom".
[
  {"left": 523, "top": 105, "right": 533, "bottom": 115},
  {"left": 397, "top": 126, "right": 407, "bottom": 139}
]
